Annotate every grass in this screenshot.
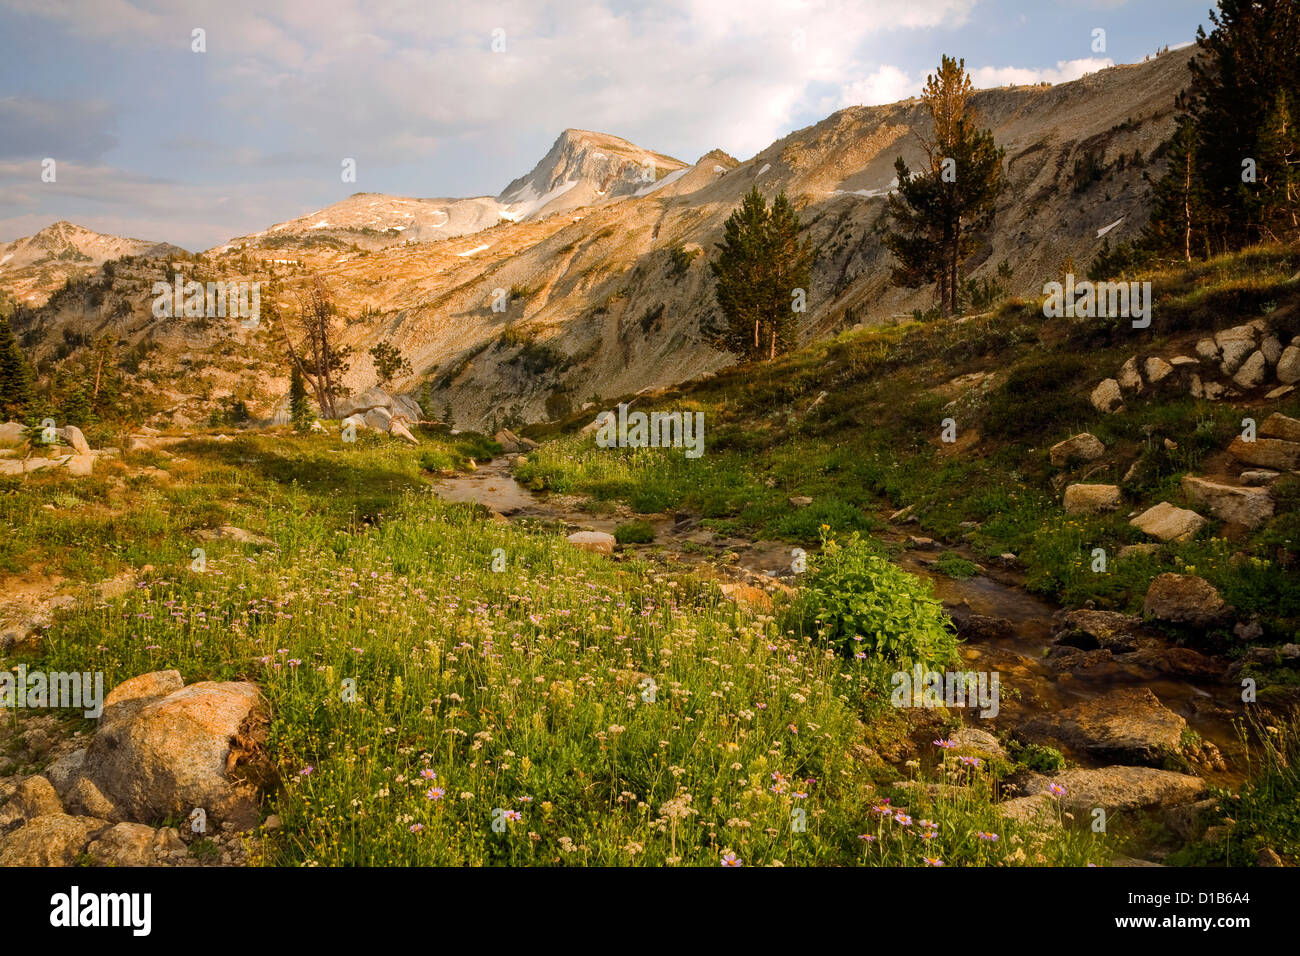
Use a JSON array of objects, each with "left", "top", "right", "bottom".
[
  {"left": 519, "top": 245, "right": 1300, "bottom": 647},
  {"left": 5, "top": 429, "right": 1112, "bottom": 866}
]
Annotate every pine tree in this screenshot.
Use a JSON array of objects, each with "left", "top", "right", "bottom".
[
  {"left": 0, "top": 314, "right": 35, "bottom": 421},
  {"left": 1255, "top": 91, "right": 1300, "bottom": 243},
  {"left": 1146, "top": 0, "right": 1300, "bottom": 255},
  {"left": 883, "top": 56, "right": 1005, "bottom": 317},
  {"left": 1143, "top": 117, "right": 1209, "bottom": 261},
  {"left": 289, "top": 362, "right": 312, "bottom": 433},
  {"left": 710, "top": 187, "right": 813, "bottom": 361}
]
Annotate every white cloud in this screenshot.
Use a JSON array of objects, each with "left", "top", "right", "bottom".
[
  {"left": 968, "top": 57, "right": 1114, "bottom": 89},
  {"left": 839, "top": 65, "right": 922, "bottom": 106}
]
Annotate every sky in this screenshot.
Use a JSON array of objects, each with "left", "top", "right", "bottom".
[{"left": 0, "top": 0, "right": 1216, "bottom": 250}]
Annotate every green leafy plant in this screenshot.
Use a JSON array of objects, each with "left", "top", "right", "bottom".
[{"left": 798, "top": 530, "right": 958, "bottom": 668}]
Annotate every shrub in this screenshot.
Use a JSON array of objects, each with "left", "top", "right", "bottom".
[
  {"left": 797, "top": 531, "right": 958, "bottom": 669},
  {"left": 614, "top": 520, "right": 655, "bottom": 544}
]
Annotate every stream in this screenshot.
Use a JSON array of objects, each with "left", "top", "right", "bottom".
[{"left": 433, "top": 457, "right": 1246, "bottom": 787}]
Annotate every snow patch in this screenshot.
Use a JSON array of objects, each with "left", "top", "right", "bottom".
[
  {"left": 633, "top": 167, "right": 688, "bottom": 197},
  {"left": 456, "top": 244, "right": 490, "bottom": 257},
  {"left": 756, "top": 163, "right": 772, "bottom": 177},
  {"left": 1096, "top": 217, "right": 1124, "bottom": 238},
  {"left": 312, "top": 220, "right": 331, "bottom": 229}
]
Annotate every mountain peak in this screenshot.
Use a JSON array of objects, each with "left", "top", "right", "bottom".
[{"left": 497, "top": 129, "right": 687, "bottom": 220}]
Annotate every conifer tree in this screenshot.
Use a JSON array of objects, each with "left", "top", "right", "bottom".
[
  {"left": 883, "top": 56, "right": 1004, "bottom": 317},
  {"left": 0, "top": 314, "right": 35, "bottom": 421},
  {"left": 710, "top": 187, "right": 813, "bottom": 361},
  {"left": 289, "top": 362, "right": 312, "bottom": 433}
]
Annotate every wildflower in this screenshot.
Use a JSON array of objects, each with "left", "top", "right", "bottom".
[
  {"left": 720, "top": 852, "right": 743, "bottom": 867},
  {"left": 934, "top": 739, "right": 956, "bottom": 749},
  {"left": 1047, "top": 783, "right": 1067, "bottom": 797},
  {"left": 409, "top": 823, "right": 423, "bottom": 833},
  {"left": 857, "top": 834, "right": 877, "bottom": 842},
  {"left": 300, "top": 766, "right": 314, "bottom": 776},
  {"left": 426, "top": 787, "right": 445, "bottom": 801},
  {"left": 419, "top": 769, "right": 437, "bottom": 780},
  {"left": 976, "top": 831, "right": 999, "bottom": 842},
  {"left": 894, "top": 813, "right": 913, "bottom": 826},
  {"left": 503, "top": 810, "right": 522, "bottom": 823},
  {"left": 958, "top": 755, "right": 983, "bottom": 768},
  {"left": 922, "top": 856, "right": 944, "bottom": 866}
]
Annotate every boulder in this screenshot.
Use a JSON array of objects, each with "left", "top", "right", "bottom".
[
  {"left": 998, "top": 793, "right": 1061, "bottom": 828},
  {"left": 1215, "top": 325, "right": 1257, "bottom": 374},
  {"left": 1232, "top": 350, "right": 1268, "bottom": 389},
  {"left": 64, "top": 777, "right": 122, "bottom": 822},
  {"left": 1090, "top": 378, "right": 1124, "bottom": 413},
  {"left": 12, "top": 775, "right": 64, "bottom": 819},
  {"left": 66, "top": 454, "right": 95, "bottom": 476},
  {"left": 81, "top": 679, "right": 267, "bottom": 829},
  {"left": 85, "top": 822, "right": 158, "bottom": 867},
  {"left": 495, "top": 429, "right": 522, "bottom": 453},
  {"left": 948, "top": 727, "right": 1005, "bottom": 758},
  {"left": 1064, "top": 483, "right": 1120, "bottom": 514},
  {"left": 1117, "top": 542, "right": 1160, "bottom": 559},
  {"left": 362, "top": 406, "right": 393, "bottom": 432},
  {"left": 1180, "top": 475, "right": 1273, "bottom": 528},
  {"left": 58, "top": 425, "right": 91, "bottom": 455},
  {"left": 1049, "top": 433, "right": 1105, "bottom": 467},
  {"left": 391, "top": 394, "right": 423, "bottom": 422},
  {"left": 0, "top": 814, "right": 110, "bottom": 866},
  {"left": 0, "top": 421, "right": 24, "bottom": 444},
  {"left": 1020, "top": 688, "right": 1186, "bottom": 766},
  {"left": 338, "top": 387, "right": 393, "bottom": 417},
  {"left": 1194, "top": 338, "right": 1220, "bottom": 362},
  {"left": 1052, "top": 609, "right": 1146, "bottom": 652},
  {"left": 1021, "top": 767, "right": 1205, "bottom": 812},
  {"left": 389, "top": 420, "right": 418, "bottom": 445},
  {"left": 788, "top": 496, "right": 814, "bottom": 508},
  {"left": 1260, "top": 412, "right": 1300, "bottom": 443},
  {"left": 1228, "top": 436, "right": 1300, "bottom": 470},
  {"left": 566, "top": 531, "right": 616, "bottom": 556},
  {"left": 43, "top": 749, "right": 88, "bottom": 796},
  {"left": 1277, "top": 346, "right": 1300, "bottom": 385},
  {"left": 1143, "top": 357, "right": 1174, "bottom": 385},
  {"left": 1143, "top": 573, "right": 1227, "bottom": 628},
  {"left": 1130, "top": 502, "right": 1205, "bottom": 542},
  {"left": 1261, "top": 335, "right": 1284, "bottom": 366}
]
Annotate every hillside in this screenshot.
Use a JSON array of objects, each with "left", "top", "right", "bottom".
[
  {"left": 8, "top": 48, "right": 1195, "bottom": 430},
  {"left": 0, "top": 221, "right": 182, "bottom": 307}
]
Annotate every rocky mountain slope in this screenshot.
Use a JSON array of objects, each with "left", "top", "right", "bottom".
[
  {"left": 7, "top": 48, "right": 1196, "bottom": 430},
  {"left": 0, "top": 222, "right": 182, "bottom": 307}
]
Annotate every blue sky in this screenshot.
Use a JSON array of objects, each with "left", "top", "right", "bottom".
[{"left": 0, "top": 0, "right": 1215, "bottom": 249}]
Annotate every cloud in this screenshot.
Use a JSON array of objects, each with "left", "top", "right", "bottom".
[
  {"left": 968, "top": 57, "right": 1114, "bottom": 88},
  {"left": 0, "top": 96, "right": 119, "bottom": 162},
  {"left": 837, "top": 56, "right": 1115, "bottom": 110}
]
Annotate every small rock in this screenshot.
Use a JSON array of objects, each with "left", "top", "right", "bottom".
[
  {"left": 907, "top": 535, "right": 939, "bottom": 550},
  {"left": 1020, "top": 766, "right": 1205, "bottom": 813},
  {"left": 1090, "top": 378, "right": 1124, "bottom": 413},
  {"left": 788, "top": 496, "right": 813, "bottom": 508},
  {"left": 1257, "top": 847, "right": 1284, "bottom": 867},
  {"left": 1117, "top": 357, "right": 1143, "bottom": 392},
  {"left": 86, "top": 822, "right": 157, "bottom": 867},
  {"left": 1049, "top": 433, "right": 1105, "bottom": 467},
  {"left": 1130, "top": 502, "right": 1205, "bottom": 542},
  {"left": 1143, "top": 573, "right": 1228, "bottom": 628},
  {"left": 1143, "top": 357, "right": 1174, "bottom": 384},
  {"left": 1228, "top": 436, "right": 1300, "bottom": 470},
  {"left": 1117, "top": 543, "right": 1160, "bottom": 559},
  {"left": 1232, "top": 350, "right": 1268, "bottom": 389},
  {"left": 0, "top": 814, "right": 109, "bottom": 866},
  {"left": 566, "top": 531, "right": 616, "bottom": 556},
  {"left": 1276, "top": 346, "right": 1300, "bottom": 385},
  {"left": 1238, "top": 470, "right": 1280, "bottom": 486},
  {"left": 13, "top": 775, "right": 63, "bottom": 819},
  {"left": 1180, "top": 475, "right": 1274, "bottom": 528},
  {"left": 1259, "top": 412, "right": 1300, "bottom": 443},
  {"left": 1064, "top": 483, "right": 1121, "bottom": 514}
]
